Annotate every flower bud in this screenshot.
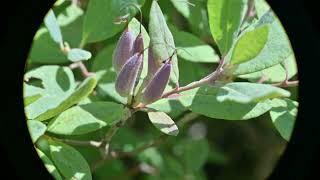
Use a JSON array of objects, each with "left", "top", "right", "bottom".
[
  {"left": 132, "top": 33, "right": 144, "bottom": 54},
  {"left": 115, "top": 53, "right": 143, "bottom": 97},
  {"left": 112, "top": 28, "right": 134, "bottom": 73},
  {"left": 141, "top": 60, "right": 171, "bottom": 104},
  {"left": 147, "top": 47, "right": 159, "bottom": 78}
]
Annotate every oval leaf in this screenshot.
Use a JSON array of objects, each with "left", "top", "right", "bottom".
[
  {"left": 207, "top": 0, "right": 247, "bottom": 56},
  {"left": 24, "top": 66, "right": 97, "bottom": 121},
  {"left": 149, "top": 0, "right": 179, "bottom": 83},
  {"left": 36, "top": 148, "right": 63, "bottom": 180},
  {"left": 230, "top": 24, "right": 270, "bottom": 65},
  {"left": 238, "top": 53, "right": 298, "bottom": 83},
  {"left": 270, "top": 98, "right": 298, "bottom": 141},
  {"left": 231, "top": 9, "right": 293, "bottom": 75},
  {"left": 44, "top": 9, "right": 63, "bottom": 45},
  {"left": 148, "top": 111, "right": 179, "bottom": 136},
  {"left": 27, "top": 120, "right": 47, "bottom": 143},
  {"left": 217, "top": 82, "right": 291, "bottom": 104},
  {"left": 47, "top": 102, "right": 126, "bottom": 135},
  {"left": 169, "top": 24, "right": 219, "bottom": 63},
  {"left": 30, "top": 4, "right": 84, "bottom": 64},
  {"left": 82, "top": 0, "right": 145, "bottom": 43},
  {"left": 179, "top": 86, "right": 272, "bottom": 120},
  {"left": 67, "top": 48, "right": 92, "bottom": 62},
  {"left": 48, "top": 140, "right": 92, "bottom": 180}
]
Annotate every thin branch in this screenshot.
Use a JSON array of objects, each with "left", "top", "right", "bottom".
[
  {"left": 90, "top": 112, "right": 199, "bottom": 171},
  {"left": 271, "top": 80, "right": 299, "bottom": 88},
  {"left": 162, "top": 58, "right": 225, "bottom": 98}
]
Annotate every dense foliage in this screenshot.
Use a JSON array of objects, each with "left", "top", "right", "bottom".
[{"left": 24, "top": 0, "right": 298, "bottom": 179}]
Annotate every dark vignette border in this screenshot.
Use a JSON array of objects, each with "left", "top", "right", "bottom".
[{"left": 0, "top": 0, "right": 318, "bottom": 179}]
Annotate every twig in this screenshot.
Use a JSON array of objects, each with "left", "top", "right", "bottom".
[
  {"left": 271, "top": 80, "right": 299, "bottom": 88},
  {"left": 90, "top": 112, "right": 199, "bottom": 171},
  {"left": 162, "top": 58, "right": 225, "bottom": 98}
]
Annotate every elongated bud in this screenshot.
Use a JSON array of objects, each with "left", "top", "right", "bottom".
[
  {"left": 115, "top": 53, "right": 143, "bottom": 97},
  {"left": 132, "top": 33, "right": 144, "bottom": 54},
  {"left": 112, "top": 28, "right": 134, "bottom": 73},
  {"left": 141, "top": 60, "right": 171, "bottom": 104},
  {"left": 147, "top": 47, "right": 159, "bottom": 78},
  {"left": 133, "top": 33, "right": 144, "bottom": 83}
]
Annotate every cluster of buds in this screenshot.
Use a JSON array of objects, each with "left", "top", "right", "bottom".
[{"left": 112, "top": 26, "right": 172, "bottom": 106}]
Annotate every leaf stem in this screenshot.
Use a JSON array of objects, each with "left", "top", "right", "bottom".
[
  {"left": 162, "top": 58, "right": 225, "bottom": 98},
  {"left": 271, "top": 80, "right": 299, "bottom": 87}
]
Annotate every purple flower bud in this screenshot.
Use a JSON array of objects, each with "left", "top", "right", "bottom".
[
  {"left": 147, "top": 47, "right": 159, "bottom": 78},
  {"left": 132, "top": 33, "right": 144, "bottom": 54},
  {"left": 141, "top": 60, "right": 171, "bottom": 104},
  {"left": 112, "top": 28, "right": 134, "bottom": 73},
  {"left": 115, "top": 53, "right": 143, "bottom": 97}
]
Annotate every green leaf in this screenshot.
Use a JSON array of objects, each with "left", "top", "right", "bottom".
[
  {"left": 170, "top": 0, "right": 211, "bottom": 39},
  {"left": 179, "top": 86, "right": 272, "bottom": 120},
  {"left": 238, "top": 53, "right": 298, "bottom": 83},
  {"left": 67, "top": 48, "right": 92, "bottom": 62},
  {"left": 24, "top": 66, "right": 97, "bottom": 121},
  {"left": 44, "top": 9, "right": 63, "bottom": 45},
  {"left": 30, "top": 4, "right": 84, "bottom": 64},
  {"left": 231, "top": 10, "right": 293, "bottom": 75},
  {"left": 173, "top": 139, "right": 209, "bottom": 172},
  {"left": 148, "top": 111, "right": 179, "bottom": 136},
  {"left": 82, "top": 0, "right": 145, "bottom": 43},
  {"left": 48, "top": 140, "right": 92, "bottom": 180},
  {"left": 217, "top": 82, "right": 291, "bottom": 104},
  {"left": 230, "top": 25, "right": 269, "bottom": 65},
  {"left": 149, "top": 0, "right": 179, "bottom": 83},
  {"left": 27, "top": 120, "right": 47, "bottom": 143},
  {"left": 168, "top": 24, "right": 219, "bottom": 63},
  {"left": 207, "top": 0, "right": 247, "bottom": 56},
  {"left": 23, "top": 83, "right": 44, "bottom": 106},
  {"left": 36, "top": 148, "right": 63, "bottom": 180},
  {"left": 270, "top": 98, "right": 298, "bottom": 141},
  {"left": 147, "top": 98, "right": 186, "bottom": 119},
  {"left": 138, "top": 147, "right": 163, "bottom": 168},
  {"left": 47, "top": 102, "right": 126, "bottom": 135}
]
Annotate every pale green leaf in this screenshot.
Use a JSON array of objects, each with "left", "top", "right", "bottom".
[
  {"left": 24, "top": 66, "right": 97, "bottom": 121},
  {"left": 149, "top": 0, "right": 179, "bottom": 83},
  {"left": 217, "top": 82, "right": 291, "bottom": 104},
  {"left": 179, "top": 86, "right": 272, "bottom": 120},
  {"left": 36, "top": 148, "right": 63, "bottom": 180},
  {"left": 48, "top": 140, "right": 92, "bottom": 180},
  {"left": 207, "top": 0, "right": 247, "bottom": 55},
  {"left": 27, "top": 120, "right": 47, "bottom": 143},
  {"left": 44, "top": 9, "right": 63, "bottom": 45},
  {"left": 231, "top": 10, "right": 293, "bottom": 75},
  {"left": 147, "top": 98, "right": 186, "bottom": 119},
  {"left": 148, "top": 111, "right": 179, "bottom": 136},
  {"left": 67, "top": 48, "right": 92, "bottom": 62},
  {"left": 82, "top": 0, "right": 145, "bottom": 43},
  {"left": 30, "top": 4, "right": 84, "bottom": 64},
  {"left": 23, "top": 83, "right": 44, "bottom": 106},
  {"left": 270, "top": 98, "right": 298, "bottom": 141},
  {"left": 231, "top": 25, "right": 269, "bottom": 65},
  {"left": 169, "top": 24, "right": 219, "bottom": 63},
  {"left": 239, "top": 53, "right": 298, "bottom": 83},
  {"left": 170, "top": 0, "right": 211, "bottom": 38},
  {"left": 47, "top": 102, "right": 126, "bottom": 135}
]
